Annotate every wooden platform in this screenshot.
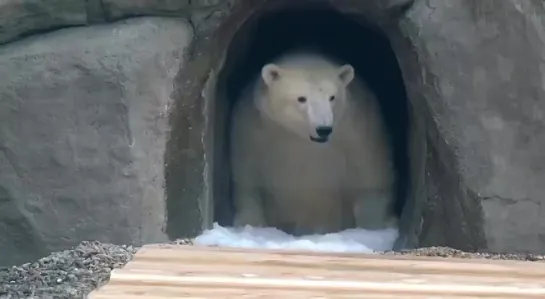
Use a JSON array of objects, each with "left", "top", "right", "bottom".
[{"left": 88, "top": 244, "right": 545, "bottom": 298}]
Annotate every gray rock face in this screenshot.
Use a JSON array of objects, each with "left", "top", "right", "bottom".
[
  {"left": 0, "top": 0, "right": 87, "bottom": 45},
  {"left": 100, "top": 0, "right": 230, "bottom": 23},
  {"left": 395, "top": 0, "right": 545, "bottom": 253},
  {"left": 0, "top": 17, "right": 193, "bottom": 266},
  {"left": 102, "top": 0, "right": 191, "bottom": 20},
  {"left": 0, "top": 0, "right": 225, "bottom": 45}
]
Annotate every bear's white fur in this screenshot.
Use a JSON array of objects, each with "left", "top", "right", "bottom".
[{"left": 229, "top": 51, "right": 397, "bottom": 235}]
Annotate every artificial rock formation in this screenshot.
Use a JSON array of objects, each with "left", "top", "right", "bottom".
[
  {"left": 0, "top": 0, "right": 544, "bottom": 266},
  {"left": 0, "top": 17, "right": 193, "bottom": 266},
  {"left": 396, "top": 0, "right": 545, "bottom": 253}
]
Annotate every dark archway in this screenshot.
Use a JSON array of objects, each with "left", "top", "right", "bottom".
[{"left": 212, "top": 4, "right": 411, "bottom": 236}]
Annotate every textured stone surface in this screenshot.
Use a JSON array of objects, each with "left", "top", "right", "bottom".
[
  {"left": 100, "top": 0, "right": 229, "bottom": 22},
  {"left": 0, "top": 0, "right": 87, "bottom": 45},
  {"left": 102, "top": 0, "right": 191, "bottom": 20},
  {"left": 394, "top": 0, "right": 545, "bottom": 254},
  {"left": 0, "top": 17, "right": 193, "bottom": 267},
  {"left": 0, "top": 0, "right": 227, "bottom": 45}
]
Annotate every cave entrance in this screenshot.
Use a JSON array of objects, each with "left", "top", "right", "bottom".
[{"left": 210, "top": 3, "right": 414, "bottom": 248}]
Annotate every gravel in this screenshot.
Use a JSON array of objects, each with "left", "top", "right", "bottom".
[
  {"left": 382, "top": 246, "right": 545, "bottom": 262},
  {"left": 1, "top": 241, "right": 544, "bottom": 299},
  {"left": 0, "top": 241, "right": 139, "bottom": 299}
]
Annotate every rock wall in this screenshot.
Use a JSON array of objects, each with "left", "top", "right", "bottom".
[
  {"left": 1, "top": 0, "right": 544, "bottom": 266},
  {"left": 0, "top": 15, "right": 193, "bottom": 266},
  {"left": 396, "top": 0, "right": 545, "bottom": 253},
  {"left": 0, "top": 0, "right": 226, "bottom": 45}
]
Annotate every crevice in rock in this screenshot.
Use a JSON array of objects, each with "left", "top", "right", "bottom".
[
  {"left": 86, "top": 0, "right": 107, "bottom": 23},
  {"left": 0, "top": 25, "right": 87, "bottom": 47}
]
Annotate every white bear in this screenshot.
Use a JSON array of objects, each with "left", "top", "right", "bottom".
[{"left": 229, "top": 51, "right": 397, "bottom": 235}]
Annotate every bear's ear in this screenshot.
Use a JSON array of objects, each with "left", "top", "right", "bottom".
[
  {"left": 338, "top": 64, "right": 355, "bottom": 86},
  {"left": 261, "top": 64, "right": 282, "bottom": 86}
]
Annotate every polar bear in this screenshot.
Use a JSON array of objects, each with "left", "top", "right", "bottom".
[{"left": 229, "top": 51, "right": 397, "bottom": 235}]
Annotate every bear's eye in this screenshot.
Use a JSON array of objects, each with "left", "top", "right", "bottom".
[
  {"left": 297, "top": 96, "right": 307, "bottom": 103},
  {"left": 329, "top": 96, "right": 335, "bottom": 102}
]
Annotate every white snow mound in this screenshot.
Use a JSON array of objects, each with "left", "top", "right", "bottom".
[{"left": 194, "top": 223, "right": 398, "bottom": 253}]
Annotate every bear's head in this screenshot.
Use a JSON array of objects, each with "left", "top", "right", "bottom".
[{"left": 259, "top": 62, "right": 355, "bottom": 143}]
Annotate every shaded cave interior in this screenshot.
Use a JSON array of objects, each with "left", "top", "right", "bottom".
[{"left": 208, "top": 4, "right": 416, "bottom": 246}]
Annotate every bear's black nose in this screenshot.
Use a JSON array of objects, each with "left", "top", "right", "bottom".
[{"left": 316, "top": 126, "right": 333, "bottom": 137}]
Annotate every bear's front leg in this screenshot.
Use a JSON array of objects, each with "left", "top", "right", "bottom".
[
  {"left": 232, "top": 184, "right": 267, "bottom": 228},
  {"left": 352, "top": 189, "right": 398, "bottom": 230}
]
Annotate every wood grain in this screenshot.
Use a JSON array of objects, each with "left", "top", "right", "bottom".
[{"left": 88, "top": 244, "right": 545, "bottom": 298}]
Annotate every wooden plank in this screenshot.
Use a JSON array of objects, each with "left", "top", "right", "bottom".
[{"left": 88, "top": 244, "right": 545, "bottom": 298}]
